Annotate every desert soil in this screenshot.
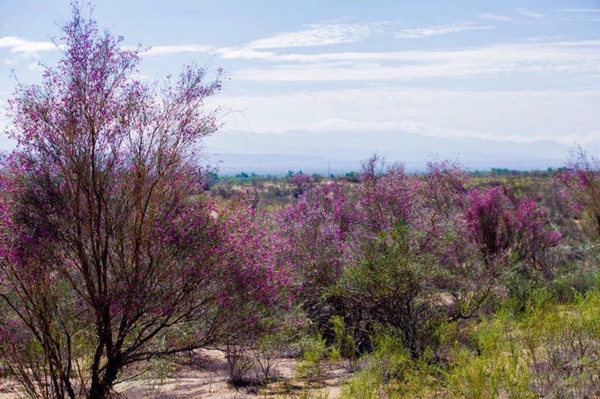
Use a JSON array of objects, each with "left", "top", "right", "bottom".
[{"left": 0, "top": 349, "right": 353, "bottom": 399}]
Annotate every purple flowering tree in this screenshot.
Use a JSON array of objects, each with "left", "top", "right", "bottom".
[{"left": 0, "top": 5, "right": 283, "bottom": 398}]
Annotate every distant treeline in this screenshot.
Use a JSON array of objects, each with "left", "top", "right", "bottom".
[{"left": 211, "top": 166, "right": 571, "bottom": 184}]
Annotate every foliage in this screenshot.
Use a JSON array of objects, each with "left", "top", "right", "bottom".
[
  {"left": 446, "top": 312, "right": 534, "bottom": 399},
  {"left": 277, "top": 156, "right": 560, "bottom": 357},
  {"left": 342, "top": 327, "right": 442, "bottom": 399},
  {"left": 1, "top": 4, "right": 597, "bottom": 398},
  {"left": 330, "top": 316, "right": 358, "bottom": 370},
  {"left": 0, "top": 4, "right": 287, "bottom": 398},
  {"left": 341, "top": 289, "right": 600, "bottom": 399},
  {"left": 560, "top": 150, "right": 600, "bottom": 243},
  {"left": 296, "top": 335, "right": 328, "bottom": 382},
  {"left": 520, "top": 290, "right": 600, "bottom": 398},
  {"left": 328, "top": 226, "right": 442, "bottom": 357}
]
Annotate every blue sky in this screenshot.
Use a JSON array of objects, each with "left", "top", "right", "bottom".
[{"left": 0, "top": 0, "right": 599, "bottom": 171}]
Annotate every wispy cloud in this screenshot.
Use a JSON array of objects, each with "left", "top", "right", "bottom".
[
  {"left": 216, "top": 87, "right": 600, "bottom": 146},
  {"left": 231, "top": 40, "right": 600, "bottom": 82},
  {"left": 136, "top": 21, "right": 387, "bottom": 57},
  {"left": 516, "top": 8, "right": 545, "bottom": 19},
  {"left": 479, "top": 13, "right": 513, "bottom": 22},
  {"left": 0, "top": 37, "right": 216, "bottom": 58},
  {"left": 126, "top": 19, "right": 497, "bottom": 60},
  {"left": 0, "top": 36, "right": 55, "bottom": 55},
  {"left": 559, "top": 8, "right": 600, "bottom": 13},
  {"left": 301, "top": 118, "right": 578, "bottom": 144},
  {"left": 246, "top": 22, "right": 385, "bottom": 49},
  {"left": 140, "top": 44, "right": 214, "bottom": 56},
  {"left": 217, "top": 47, "right": 275, "bottom": 60},
  {"left": 395, "top": 23, "right": 492, "bottom": 39}
]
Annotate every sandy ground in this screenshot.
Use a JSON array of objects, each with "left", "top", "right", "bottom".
[
  {"left": 120, "top": 349, "right": 352, "bottom": 398},
  {"left": 0, "top": 349, "right": 353, "bottom": 399}
]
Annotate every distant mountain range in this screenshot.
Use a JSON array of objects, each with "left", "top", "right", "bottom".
[{"left": 202, "top": 130, "right": 596, "bottom": 175}]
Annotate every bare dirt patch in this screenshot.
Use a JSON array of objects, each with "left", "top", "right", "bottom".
[
  {"left": 0, "top": 350, "right": 352, "bottom": 398},
  {"left": 119, "top": 349, "right": 351, "bottom": 398}
]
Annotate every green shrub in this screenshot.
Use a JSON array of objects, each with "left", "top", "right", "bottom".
[
  {"left": 328, "top": 226, "right": 443, "bottom": 357},
  {"left": 296, "top": 335, "right": 328, "bottom": 382},
  {"left": 446, "top": 312, "right": 534, "bottom": 399},
  {"left": 520, "top": 290, "right": 600, "bottom": 397},
  {"left": 330, "top": 316, "right": 358, "bottom": 370},
  {"left": 342, "top": 327, "right": 442, "bottom": 399}
]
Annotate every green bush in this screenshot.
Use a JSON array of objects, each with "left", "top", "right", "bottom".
[
  {"left": 520, "top": 290, "right": 600, "bottom": 397},
  {"left": 330, "top": 316, "right": 358, "bottom": 370},
  {"left": 446, "top": 311, "right": 534, "bottom": 399},
  {"left": 296, "top": 335, "right": 328, "bottom": 382},
  {"left": 328, "top": 226, "right": 443, "bottom": 357},
  {"left": 342, "top": 327, "right": 442, "bottom": 399}
]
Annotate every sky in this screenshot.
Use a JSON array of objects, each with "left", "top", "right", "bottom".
[{"left": 0, "top": 0, "right": 599, "bottom": 172}]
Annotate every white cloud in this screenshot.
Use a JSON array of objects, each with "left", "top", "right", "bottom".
[
  {"left": 217, "top": 47, "right": 276, "bottom": 60},
  {"left": 231, "top": 40, "right": 600, "bottom": 81},
  {"left": 137, "top": 21, "right": 388, "bottom": 58},
  {"left": 140, "top": 44, "right": 214, "bottom": 56},
  {"left": 0, "top": 36, "right": 216, "bottom": 59},
  {"left": 479, "top": 13, "right": 513, "bottom": 22},
  {"left": 559, "top": 8, "right": 600, "bottom": 13},
  {"left": 217, "top": 88, "right": 600, "bottom": 145},
  {"left": 516, "top": 9, "right": 545, "bottom": 19},
  {"left": 0, "top": 36, "right": 55, "bottom": 55},
  {"left": 223, "top": 39, "right": 600, "bottom": 63},
  {"left": 246, "top": 22, "right": 385, "bottom": 49},
  {"left": 395, "top": 23, "right": 492, "bottom": 39},
  {"left": 302, "top": 118, "right": 600, "bottom": 144}
]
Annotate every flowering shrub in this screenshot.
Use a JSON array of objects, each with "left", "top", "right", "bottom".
[
  {"left": 290, "top": 173, "right": 314, "bottom": 197},
  {"left": 276, "top": 157, "right": 560, "bottom": 353},
  {"left": 465, "top": 187, "right": 516, "bottom": 263},
  {"left": 560, "top": 150, "right": 600, "bottom": 243},
  {"left": 465, "top": 187, "right": 561, "bottom": 271},
  {"left": 0, "top": 5, "right": 285, "bottom": 399}
]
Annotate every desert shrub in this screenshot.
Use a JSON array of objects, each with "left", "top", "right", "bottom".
[
  {"left": 290, "top": 173, "right": 314, "bottom": 197},
  {"left": 296, "top": 335, "right": 328, "bottom": 382},
  {"left": 456, "top": 186, "right": 561, "bottom": 317},
  {"left": 443, "top": 290, "right": 600, "bottom": 399},
  {"left": 327, "top": 226, "right": 443, "bottom": 357},
  {"left": 368, "top": 327, "right": 414, "bottom": 383},
  {"left": 343, "top": 369, "right": 381, "bottom": 399},
  {"left": 330, "top": 316, "right": 358, "bottom": 371},
  {"left": 446, "top": 311, "right": 534, "bottom": 399},
  {"left": 342, "top": 327, "right": 442, "bottom": 399},
  {"left": 560, "top": 150, "right": 600, "bottom": 243},
  {"left": 275, "top": 181, "right": 359, "bottom": 332},
  {"left": 145, "top": 356, "right": 177, "bottom": 391},
  {"left": 251, "top": 334, "right": 287, "bottom": 383},
  {"left": 250, "top": 312, "right": 306, "bottom": 382},
  {"left": 278, "top": 156, "right": 560, "bottom": 364},
  {"left": 520, "top": 290, "right": 600, "bottom": 398},
  {"left": 225, "top": 343, "right": 255, "bottom": 386},
  {"left": 341, "top": 286, "right": 600, "bottom": 399},
  {"left": 548, "top": 268, "right": 600, "bottom": 303}
]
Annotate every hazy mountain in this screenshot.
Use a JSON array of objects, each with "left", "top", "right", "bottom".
[{"left": 203, "top": 130, "right": 587, "bottom": 175}]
